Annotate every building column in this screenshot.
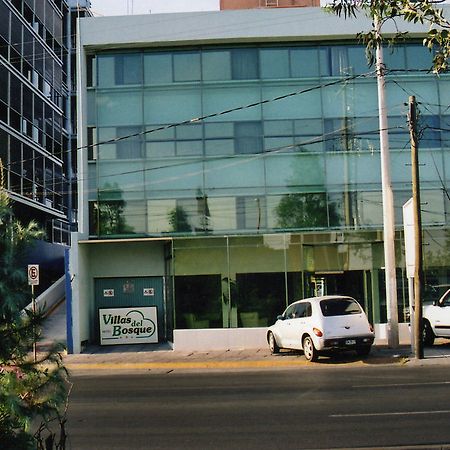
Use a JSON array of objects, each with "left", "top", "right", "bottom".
[{"left": 370, "top": 269, "right": 381, "bottom": 324}]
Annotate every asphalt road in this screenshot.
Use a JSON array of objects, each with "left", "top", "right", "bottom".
[{"left": 67, "top": 366, "right": 450, "bottom": 450}]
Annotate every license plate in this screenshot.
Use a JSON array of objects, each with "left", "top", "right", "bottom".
[{"left": 345, "top": 339, "right": 356, "bottom": 345}]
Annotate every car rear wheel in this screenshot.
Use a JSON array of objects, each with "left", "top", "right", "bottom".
[
  {"left": 302, "top": 335, "right": 318, "bottom": 362},
  {"left": 422, "top": 319, "right": 435, "bottom": 346},
  {"left": 268, "top": 332, "right": 280, "bottom": 354}
]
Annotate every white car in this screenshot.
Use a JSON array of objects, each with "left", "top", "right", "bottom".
[
  {"left": 267, "top": 295, "right": 374, "bottom": 361},
  {"left": 422, "top": 288, "right": 450, "bottom": 346}
]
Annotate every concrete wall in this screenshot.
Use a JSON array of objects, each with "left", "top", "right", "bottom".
[
  {"left": 24, "top": 275, "right": 66, "bottom": 315},
  {"left": 69, "top": 233, "right": 91, "bottom": 352},
  {"left": 174, "top": 327, "right": 268, "bottom": 350},
  {"left": 174, "top": 323, "right": 413, "bottom": 351},
  {"left": 78, "top": 8, "right": 432, "bottom": 51}
]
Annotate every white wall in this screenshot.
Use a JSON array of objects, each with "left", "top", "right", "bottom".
[{"left": 174, "top": 324, "right": 412, "bottom": 351}]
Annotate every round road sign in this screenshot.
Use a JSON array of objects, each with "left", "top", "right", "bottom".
[{"left": 28, "top": 264, "right": 39, "bottom": 285}]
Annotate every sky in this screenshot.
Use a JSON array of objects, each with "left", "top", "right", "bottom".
[
  {"left": 90, "top": 0, "right": 220, "bottom": 16},
  {"left": 88, "top": 0, "right": 450, "bottom": 16}
]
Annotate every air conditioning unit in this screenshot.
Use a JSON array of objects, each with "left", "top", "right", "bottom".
[{"left": 266, "top": 0, "right": 279, "bottom": 6}]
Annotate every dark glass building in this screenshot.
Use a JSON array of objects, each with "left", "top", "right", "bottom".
[{"left": 0, "top": 0, "right": 91, "bottom": 289}]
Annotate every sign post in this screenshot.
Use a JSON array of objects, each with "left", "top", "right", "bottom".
[{"left": 28, "top": 265, "right": 39, "bottom": 361}]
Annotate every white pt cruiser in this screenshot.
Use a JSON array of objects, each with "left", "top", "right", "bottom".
[
  {"left": 422, "top": 288, "right": 450, "bottom": 346},
  {"left": 267, "top": 295, "right": 374, "bottom": 362}
]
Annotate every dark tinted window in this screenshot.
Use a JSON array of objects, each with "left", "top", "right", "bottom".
[
  {"left": 115, "top": 54, "right": 142, "bottom": 85},
  {"left": 235, "top": 122, "right": 263, "bottom": 154},
  {"left": 320, "top": 298, "right": 361, "bottom": 316},
  {"left": 295, "top": 302, "right": 312, "bottom": 318},
  {"left": 231, "top": 49, "right": 258, "bottom": 80}
]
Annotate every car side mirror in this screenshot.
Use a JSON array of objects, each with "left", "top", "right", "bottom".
[{"left": 277, "top": 315, "right": 284, "bottom": 321}]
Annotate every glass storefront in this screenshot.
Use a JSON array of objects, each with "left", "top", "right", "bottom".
[
  {"left": 172, "top": 235, "right": 297, "bottom": 329},
  {"left": 169, "top": 229, "right": 450, "bottom": 329}
]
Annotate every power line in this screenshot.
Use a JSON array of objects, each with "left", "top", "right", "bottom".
[
  {"left": 2, "top": 69, "right": 449, "bottom": 208},
  {"left": 15, "top": 120, "right": 410, "bottom": 192},
  {"left": 2, "top": 70, "right": 377, "bottom": 171}
]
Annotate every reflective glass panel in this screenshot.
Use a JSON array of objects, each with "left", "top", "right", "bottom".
[
  {"left": 144, "top": 52, "right": 173, "bottom": 84},
  {"left": 202, "top": 50, "right": 231, "bottom": 81},
  {"left": 290, "top": 48, "right": 319, "bottom": 78},
  {"left": 174, "top": 52, "right": 201, "bottom": 82},
  {"left": 260, "top": 49, "right": 289, "bottom": 79}
]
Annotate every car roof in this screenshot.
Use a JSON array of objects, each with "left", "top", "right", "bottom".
[{"left": 291, "top": 295, "right": 356, "bottom": 305}]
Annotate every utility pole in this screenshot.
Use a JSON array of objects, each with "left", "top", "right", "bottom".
[
  {"left": 375, "top": 17, "right": 399, "bottom": 348},
  {"left": 408, "top": 96, "right": 424, "bottom": 359}
]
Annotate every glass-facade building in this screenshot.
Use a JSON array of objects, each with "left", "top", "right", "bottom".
[
  {"left": 0, "top": 0, "right": 68, "bottom": 224},
  {"left": 72, "top": 8, "right": 450, "bottom": 352},
  {"left": 0, "top": 0, "right": 91, "bottom": 290},
  {"left": 0, "top": 0, "right": 71, "bottom": 290}
]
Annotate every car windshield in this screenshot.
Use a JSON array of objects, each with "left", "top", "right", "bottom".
[{"left": 320, "top": 298, "right": 362, "bottom": 317}]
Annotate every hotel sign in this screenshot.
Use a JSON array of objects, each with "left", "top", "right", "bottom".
[{"left": 99, "top": 307, "right": 158, "bottom": 345}]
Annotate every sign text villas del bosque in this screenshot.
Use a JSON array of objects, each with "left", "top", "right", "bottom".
[{"left": 99, "top": 307, "right": 158, "bottom": 345}]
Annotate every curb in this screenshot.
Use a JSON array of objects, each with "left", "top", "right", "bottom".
[{"left": 64, "top": 351, "right": 408, "bottom": 373}]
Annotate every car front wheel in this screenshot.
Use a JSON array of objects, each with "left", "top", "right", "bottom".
[
  {"left": 268, "top": 332, "right": 280, "bottom": 354},
  {"left": 302, "top": 335, "right": 318, "bottom": 362},
  {"left": 422, "top": 320, "right": 435, "bottom": 346}
]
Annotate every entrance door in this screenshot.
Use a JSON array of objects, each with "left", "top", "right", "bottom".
[
  {"left": 307, "top": 271, "right": 365, "bottom": 302},
  {"left": 94, "top": 277, "right": 165, "bottom": 344}
]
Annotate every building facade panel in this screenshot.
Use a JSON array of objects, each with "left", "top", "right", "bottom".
[
  {"left": 86, "top": 44, "right": 448, "bottom": 239},
  {"left": 71, "top": 9, "right": 450, "bottom": 352}
]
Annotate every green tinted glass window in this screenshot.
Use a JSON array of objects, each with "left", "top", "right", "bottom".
[
  {"left": 202, "top": 51, "right": 231, "bottom": 81},
  {"left": 144, "top": 53, "right": 173, "bottom": 84},
  {"left": 291, "top": 48, "right": 319, "bottom": 78},
  {"left": 115, "top": 54, "right": 142, "bottom": 85},
  {"left": 231, "top": 49, "right": 259, "bottom": 80},
  {"left": 260, "top": 49, "right": 289, "bottom": 79},
  {"left": 405, "top": 44, "right": 433, "bottom": 71},
  {"left": 174, "top": 52, "right": 201, "bottom": 82}
]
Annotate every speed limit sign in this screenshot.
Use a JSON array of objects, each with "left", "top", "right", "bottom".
[{"left": 28, "top": 264, "right": 39, "bottom": 286}]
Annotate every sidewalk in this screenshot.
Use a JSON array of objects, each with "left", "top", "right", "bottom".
[
  {"left": 60, "top": 341, "right": 450, "bottom": 374},
  {"left": 41, "top": 301, "right": 450, "bottom": 373}
]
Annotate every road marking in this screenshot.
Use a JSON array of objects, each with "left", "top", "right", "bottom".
[
  {"left": 331, "top": 410, "right": 450, "bottom": 418},
  {"left": 352, "top": 381, "right": 450, "bottom": 388}
]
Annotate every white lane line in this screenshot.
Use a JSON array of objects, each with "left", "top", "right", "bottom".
[
  {"left": 352, "top": 381, "right": 450, "bottom": 388},
  {"left": 331, "top": 410, "right": 450, "bottom": 418}
]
